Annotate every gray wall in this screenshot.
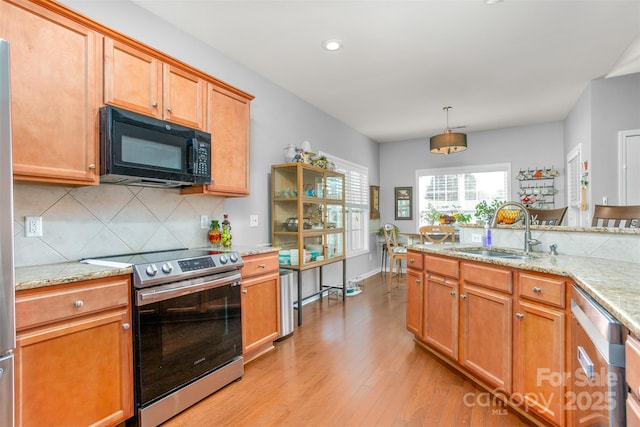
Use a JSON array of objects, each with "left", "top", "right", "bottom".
[
  {"left": 563, "top": 72, "right": 640, "bottom": 225},
  {"left": 378, "top": 121, "right": 565, "bottom": 234}
]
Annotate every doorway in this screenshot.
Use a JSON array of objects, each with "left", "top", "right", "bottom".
[{"left": 618, "top": 129, "right": 640, "bottom": 205}]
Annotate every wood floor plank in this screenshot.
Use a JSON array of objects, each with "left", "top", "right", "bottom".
[{"left": 162, "top": 274, "right": 535, "bottom": 427}]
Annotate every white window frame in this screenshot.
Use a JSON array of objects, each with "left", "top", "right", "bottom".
[
  {"left": 319, "top": 151, "right": 369, "bottom": 258},
  {"left": 415, "top": 163, "right": 511, "bottom": 227}
]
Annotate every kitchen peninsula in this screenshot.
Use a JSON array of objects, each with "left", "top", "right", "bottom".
[{"left": 405, "top": 235, "right": 640, "bottom": 427}]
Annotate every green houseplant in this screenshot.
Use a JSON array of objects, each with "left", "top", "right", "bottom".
[{"left": 474, "top": 200, "right": 504, "bottom": 225}]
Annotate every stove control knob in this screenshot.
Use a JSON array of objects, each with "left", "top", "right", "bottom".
[
  {"left": 229, "top": 253, "right": 239, "bottom": 263},
  {"left": 161, "top": 262, "right": 173, "bottom": 274},
  {"left": 145, "top": 264, "right": 158, "bottom": 277},
  {"left": 219, "top": 254, "right": 228, "bottom": 264}
]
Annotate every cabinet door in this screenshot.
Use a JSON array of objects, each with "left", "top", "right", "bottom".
[
  {"left": 104, "top": 37, "right": 162, "bottom": 117},
  {"left": 206, "top": 83, "right": 251, "bottom": 196},
  {"left": 460, "top": 284, "right": 512, "bottom": 393},
  {"left": 513, "top": 300, "right": 565, "bottom": 426},
  {"left": 162, "top": 63, "right": 206, "bottom": 129},
  {"left": 423, "top": 275, "right": 458, "bottom": 359},
  {"left": 15, "top": 309, "right": 133, "bottom": 426},
  {"left": 241, "top": 272, "right": 280, "bottom": 357},
  {"left": 1, "top": 0, "right": 100, "bottom": 184},
  {"left": 406, "top": 268, "right": 422, "bottom": 336}
]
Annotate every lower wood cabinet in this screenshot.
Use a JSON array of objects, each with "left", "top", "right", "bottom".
[
  {"left": 423, "top": 273, "right": 458, "bottom": 359},
  {"left": 627, "top": 335, "right": 640, "bottom": 426},
  {"left": 460, "top": 261, "right": 513, "bottom": 393},
  {"left": 241, "top": 252, "right": 280, "bottom": 363},
  {"left": 405, "top": 266, "right": 422, "bottom": 336},
  {"left": 14, "top": 275, "right": 133, "bottom": 427},
  {"left": 407, "top": 251, "right": 571, "bottom": 427},
  {"left": 513, "top": 300, "right": 565, "bottom": 426}
]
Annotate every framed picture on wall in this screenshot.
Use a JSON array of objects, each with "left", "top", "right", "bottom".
[
  {"left": 370, "top": 186, "right": 380, "bottom": 219},
  {"left": 394, "top": 187, "right": 412, "bottom": 220}
]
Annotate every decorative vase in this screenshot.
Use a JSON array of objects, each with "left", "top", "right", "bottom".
[{"left": 208, "top": 220, "right": 221, "bottom": 247}]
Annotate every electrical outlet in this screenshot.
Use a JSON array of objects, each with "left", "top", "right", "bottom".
[
  {"left": 200, "top": 215, "right": 209, "bottom": 229},
  {"left": 471, "top": 233, "right": 482, "bottom": 243},
  {"left": 602, "top": 196, "right": 608, "bottom": 205},
  {"left": 25, "top": 216, "right": 43, "bottom": 237},
  {"left": 250, "top": 215, "right": 259, "bottom": 227}
]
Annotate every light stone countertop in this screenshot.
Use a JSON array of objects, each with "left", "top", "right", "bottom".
[
  {"left": 15, "top": 246, "right": 279, "bottom": 292},
  {"left": 407, "top": 243, "right": 640, "bottom": 336}
]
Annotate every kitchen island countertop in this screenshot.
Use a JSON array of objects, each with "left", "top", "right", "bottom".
[
  {"left": 15, "top": 246, "right": 279, "bottom": 292},
  {"left": 407, "top": 243, "right": 640, "bottom": 336}
]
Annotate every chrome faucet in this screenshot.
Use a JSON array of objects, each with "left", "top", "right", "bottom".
[{"left": 490, "top": 201, "right": 541, "bottom": 254}]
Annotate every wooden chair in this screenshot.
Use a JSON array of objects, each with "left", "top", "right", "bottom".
[
  {"left": 382, "top": 223, "right": 407, "bottom": 292},
  {"left": 591, "top": 205, "right": 640, "bottom": 228},
  {"left": 419, "top": 225, "right": 456, "bottom": 244},
  {"left": 527, "top": 207, "right": 567, "bottom": 226}
]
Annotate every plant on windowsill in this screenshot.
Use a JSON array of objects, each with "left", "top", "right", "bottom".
[{"left": 474, "top": 200, "right": 505, "bottom": 225}]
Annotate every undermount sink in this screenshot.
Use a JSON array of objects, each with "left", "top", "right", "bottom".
[{"left": 454, "top": 249, "right": 533, "bottom": 260}]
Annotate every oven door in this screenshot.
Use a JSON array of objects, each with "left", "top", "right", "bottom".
[{"left": 134, "top": 272, "right": 242, "bottom": 407}]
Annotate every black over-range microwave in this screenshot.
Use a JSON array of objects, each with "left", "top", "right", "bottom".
[{"left": 99, "top": 106, "right": 211, "bottom": 188}]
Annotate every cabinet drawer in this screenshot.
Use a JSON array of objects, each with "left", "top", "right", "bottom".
[
  {"left": 16, "top": 276, "right": 130, "bottom": 330},
  {"left": 242, "top": 252, "right": 279, "bottom": 278},
  {"left": 627, "top": 335, "right": 640, "bottom": 399},
  {"left": 407, "top": 251, "right": 423, "bottom": 271},
  {"left": 518, "top": 273, "right": 565, "bottom": 308},
  {"left": 424, "top": 255, "right": 459, "bottom": 279},
  {"left": 627, "top": 395, "right": 640, "bottom": 427},
  {"left": 461, "top": 262, "right": 512, "bottom": 294}
]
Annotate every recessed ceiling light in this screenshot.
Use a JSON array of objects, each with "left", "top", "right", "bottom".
[
  {"left": 322, "top": 39, "right": 342, "bottom": 51},
  {"left": 485, "top": 0, "right": 503, "bottom": 4}
]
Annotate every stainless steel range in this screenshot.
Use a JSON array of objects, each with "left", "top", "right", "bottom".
[{"left": 85, "top": 248, "right": 244, "bottom": 427}]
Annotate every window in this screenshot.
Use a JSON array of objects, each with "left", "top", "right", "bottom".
[
  {"left": 417, "top": 163, "right": 510, "bottom": 225},
  {"left": 320, "top": 152, "right": 369, "bottom": 257}
]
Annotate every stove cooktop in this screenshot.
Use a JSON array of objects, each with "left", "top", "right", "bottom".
[{"left": 82, "top": 248, "right": 243, "bottom": 288}]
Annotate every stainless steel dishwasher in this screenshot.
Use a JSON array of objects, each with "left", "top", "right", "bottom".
[{"left": 571, "top": 284, "right": 627, "bottom": 426}]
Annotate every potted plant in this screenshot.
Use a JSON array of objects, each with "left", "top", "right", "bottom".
[
  {"left": 376, "top": 224, "right": 399, "bottom": 240},
  {"left": 474, "top": 200, "right": 504, "bottom": 225}
]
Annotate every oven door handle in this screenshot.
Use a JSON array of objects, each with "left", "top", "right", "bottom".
[{"left": 136, "top": 271, "right": 241, "bottom": 306}]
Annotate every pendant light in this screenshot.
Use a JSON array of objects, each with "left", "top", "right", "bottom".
[{"left": 430, "top": 106, "right": 468, "bottom": 154}]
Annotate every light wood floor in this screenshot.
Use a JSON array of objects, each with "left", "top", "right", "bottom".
[{"left": 163, "top": 274, "right": 535, "bottom": 427}]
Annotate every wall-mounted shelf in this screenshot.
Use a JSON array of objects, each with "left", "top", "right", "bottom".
[{"left": 516, "top": 167, "right": 559, "bottom": 209}]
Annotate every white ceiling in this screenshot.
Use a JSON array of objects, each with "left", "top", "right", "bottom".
[{"left": 132, "top": 0, "right": 640, "bottom": 143}]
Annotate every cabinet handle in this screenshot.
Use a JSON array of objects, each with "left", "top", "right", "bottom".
[
  {"left": 409, "top": 258, "right": 415, "bottom": 264},
  {"left": 74, "top": 300, "right": 83, "bottom": 308},
  {"left": 88, "top": 164, "right": 96, "bottom": 170},
  {"left": 533, "top": 287, "right": 542, "bottom": 293},
  {"left": 259, "top": 264, "right": 266, "bottom": 268},
  {"left": 460, "top": 294, "right": 466, "bottom": 300},
  {"left": 516, "top": 313, "right": 524, "bottom": 319},
  {"left": 122, "top": 323, "right": 130, "bottom": 330},
  {"left": 416, "top": 279, "right": 421, "bottom": 284},
  {"left": 167, "top": 107, "right": 172, "bottom": 113},
  {"left": 426, "top": 273, "right": 431, "bottom": 279},
  {"left": 241, "top": 290, "right": 248, "bottom": 294},
  {"left": 450, "top": 291, "right": 456, "bottom": 296},
  {"left": 152, "top": 102, "right": 158, "bottom": 108}
]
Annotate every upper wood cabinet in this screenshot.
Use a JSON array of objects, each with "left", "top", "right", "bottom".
[
  {"left": 0, "top": 0, "right": 101, "bottom": 185},
  {"left": 104, "top": 37, "right": 206, "bottom": 130},
  {"left": 103, "top": 38, "right": 161, "bottom": 118},
  {"left": 182, "top": 82, "right": 253, "bottom": 197}
]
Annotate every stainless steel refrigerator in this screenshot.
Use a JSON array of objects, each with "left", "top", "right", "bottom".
[{"left": 0, "top": 37, "right": 15, "bottom": 427}]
